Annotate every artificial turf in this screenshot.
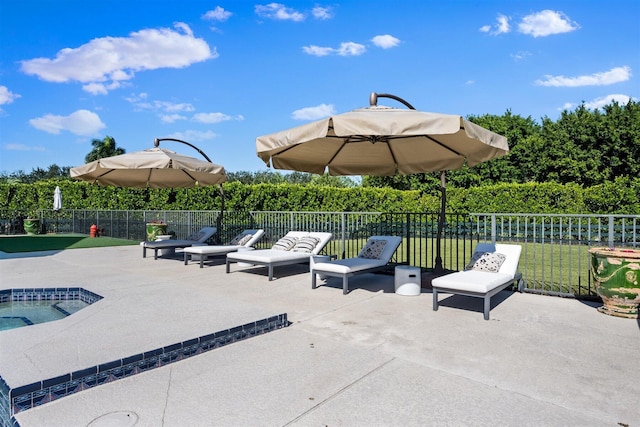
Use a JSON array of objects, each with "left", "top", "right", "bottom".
[{"left": 0, "top": 234, "right": 139, "bottom": 253}]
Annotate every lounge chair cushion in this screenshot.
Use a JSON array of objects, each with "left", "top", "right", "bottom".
[
  {"left": 432, "top": 270, "right": 515, "bottom": 294},
  {"left": 229, "top": 233, "right": 253, "bottom": 246},
  {"left": 291, "top": 236, "right": 320, "bottom": 253},
  {"left": 358, "top": 238, "right": 387, "bottom": 259},
  {"left": 186, "top": 230, "right": 208, "bottom": 242},
  {"left": 272, "top": 236, "right": 298, "bottom": 251},
  {"left": 464, "top": 251, "right": 506, "bottom": 273}
]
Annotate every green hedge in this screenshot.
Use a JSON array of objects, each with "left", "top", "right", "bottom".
[{"left": 1, "top": 178, "right": 639, "bottom": 215}]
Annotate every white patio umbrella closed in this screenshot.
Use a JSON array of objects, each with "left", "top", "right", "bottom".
[
  {"left": 256, "top": 93, "right": 510, "bottom": 272},
  {"left": 53, "top": 186, "right": 62, "bottom": 211}
]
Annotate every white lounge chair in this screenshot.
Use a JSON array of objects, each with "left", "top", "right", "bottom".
[
  {"left": 311, "top": 236, "right": 403, "bottom": 294},
  {"left": 226, "top": 231, "right": 333, "bottom": 281},
  {"left": 142, "top": 227, "right": 217, "bottom": 259},
  {"left": 183, "top": 229, "right": 265, "bottom": 267},
  {"left": 431, "top": 243, "right": 523, "bottom": 320}
]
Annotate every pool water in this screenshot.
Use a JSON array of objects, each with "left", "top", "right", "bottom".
[{"left": 0, "top": 300, "right": 89, "bottom": 331}]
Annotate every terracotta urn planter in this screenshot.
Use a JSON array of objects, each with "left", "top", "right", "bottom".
[
  {"left": 589, "top": 247, "right": 640, "bottom": 318},
  {"left": 146, "top": 223, "right": 168, "bottom": 242}
]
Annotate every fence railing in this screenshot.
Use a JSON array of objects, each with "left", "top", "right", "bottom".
[{"left": 2, "top": 210, "right": 639, "bottom": 299}]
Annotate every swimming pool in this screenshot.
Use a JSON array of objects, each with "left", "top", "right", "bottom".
[
  {"left": 0, "top": 300, "right": 89, "bottom": 331},
  {"left": 0, "top": 288, "right": 103, "bottom": 332}
]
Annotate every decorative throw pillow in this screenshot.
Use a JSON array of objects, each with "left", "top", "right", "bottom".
[
  {"left": 464, "top": 251, "right": 506, "bottom": 273},
  {"left": 229, "top": 233, "right": 252, "bottom": 246},
  {"left": 272, "top": 236, "right": 298, "bottom": 251},
  {"left": 291, "top": 236, "right": 320, "bottom": 253},
  {"left": 186, "top": 231, "right": 206, "bottom": 242},
  {"left": 358, "top": 239, "right": 387, "bottom": 259}
]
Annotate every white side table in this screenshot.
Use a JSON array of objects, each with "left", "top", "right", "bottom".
[
  {"left": 394, "top": 266, "right": 421, "bottom": 296},
  {"left": 156, "top": 235, "right": 174, "bottom": 257}
]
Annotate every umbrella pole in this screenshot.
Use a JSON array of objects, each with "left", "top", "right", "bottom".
[
  {"left": 435, "top": 171, "right": 446, "bottom": 273},
  {"left": 216, "top": 184, "right": 225, "bottom": 244}
]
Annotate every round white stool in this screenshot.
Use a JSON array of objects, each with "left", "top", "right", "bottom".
[
  {"left": 156, "top": 235, "right": 174, "bottom": 257},
  {"left": 394, "top": 266, "right": 421, "bottom": 296}
]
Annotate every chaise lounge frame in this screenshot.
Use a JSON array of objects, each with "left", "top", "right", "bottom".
[
  {"left": 225, "top": 231, "right": 333, "bottom": 281},
  {"left": 142, "top": 227, "right": 217, "bottom": 260},
  {"left": 311, "top": 236, "right": 403, "bottom": 295},
  {"left": 183, "top": 229, "right": 265, "bottom": 267},
  {"left": 431, "top": 243, "right": 523, "bottom": 320}
]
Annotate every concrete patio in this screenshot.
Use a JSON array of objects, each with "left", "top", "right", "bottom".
[{"left": 1, "top": 245, "right": 639, "bottom": 426}]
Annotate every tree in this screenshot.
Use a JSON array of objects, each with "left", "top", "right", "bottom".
[{"left": 85, "top": 135, "right": 125, "bottom": 162}]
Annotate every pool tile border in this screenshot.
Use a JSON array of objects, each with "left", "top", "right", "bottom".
[
  {"left": 0, "top": 288, "right": 103, "bottom": 305},
  {"left": 1, "top": 313, "right": 289, "bottom": 427}
]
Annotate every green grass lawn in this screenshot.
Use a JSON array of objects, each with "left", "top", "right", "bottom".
[{"left": 0, "top": 234, "right": 139, "bottom": 253}]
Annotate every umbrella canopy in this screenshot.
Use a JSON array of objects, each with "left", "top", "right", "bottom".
[
  {"left": 53, "top": 186, "right": 62, "bottom": 211},
  {"left": 256, "top": 94, "right": 509, "bottom": 273},
  {"left": 70, "top": 147, "right": 227, "bottom": 188},
  {"left": 257, "top": 106, "right": 509, "bottom": 176}
]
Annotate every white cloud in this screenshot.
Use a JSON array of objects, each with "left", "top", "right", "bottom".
[
  {"left": 0, "top": 86, "right": 21, "bottom": 105},
  {"left": 312, "top": 6, "right": 333, "bottom": 20},
  {"left": 518, "top": 10, "right": 579, "bottom": 37},
  {"left": 4, "top": 143, "right": 46, "bottom": 152},
  {"left": 255, "top": 3, "right": 305, "bottom": 21},
  {"left": 160, "top": 114, "right": 187, "bottom": 123},
  {"left": 480, "top": 14, "right": 510, "bottom": 35},
  {"left": 192, "top": 112, "right": 232, "bottom": 124},
  {"left": 29, "top": 110, "right": 106, "bottom": 136},
  {"left": 561, "top": 94, "right": 633, "bottom": 112},
  {"left": 20, "top": 23, "right": 215, "bottom": 94},
  {"left": 302, "top": 41, "right": 367, "bottom": 57},
  {"left": 302, "top": 45, "right": 334, "bottom": 56},
  {"left": 535, "top": 66, "right": 631, "bottom": 87},
  {"left": 167, "top": 130, "right": 217, "bottom": 142},
  {"left": 511, "top": 51, "right": 532, "bottom": 61},
  {"left": 584, "top": 94, "right": 632, "bottom": 109},
  {"left": 157, "top": 101, "right": 195, "bottom": 112},
  {"left": 371, "top": 35, "right": 400, "bottom": 49},
  {"left": 202, "top": 6, "right": 232, "bottom": 21},
  {"left": 291, "top": 103, "right": 335, "bottom": 120},
  {"left": 465, "top": 80, "right": 475, "bottom": 85},
  {"left": 336, "top": 42, "right": 366, "bottom": 56}
]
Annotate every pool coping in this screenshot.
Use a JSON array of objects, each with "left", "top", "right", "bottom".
[{"left": 1, "top": 304, "right": 288, "bottom": 427}]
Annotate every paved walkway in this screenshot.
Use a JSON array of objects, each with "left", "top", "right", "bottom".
[{"left": 1, "top": 246, "right": 639, "bottom": 426}]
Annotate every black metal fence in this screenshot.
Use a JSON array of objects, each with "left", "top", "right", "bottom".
[{"left": 3, "top": 209, "right": 640, "bottom": 299}]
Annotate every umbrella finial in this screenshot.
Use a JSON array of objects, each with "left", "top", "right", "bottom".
[
  {"left": 154, "top": 138, "right": 160, "bottom": 147},
  {"left": 369, "top": 92, "right": 378, "bottom": 106}
]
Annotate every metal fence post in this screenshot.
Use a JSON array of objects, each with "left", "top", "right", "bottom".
[
  {"left": 491, "top": 214, "right": 497, "bottom": 243},
  {"left": 608, "top": 215, "right": 614, "bottom": 248}
]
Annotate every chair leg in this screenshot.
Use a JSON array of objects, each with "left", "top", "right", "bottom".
[
  {"left": 143, "top": 246, "right": 147, "bottom": 258},
  {"left": 184, "top": 252, "right": 189, "bottom": 265},
  {"left": 483, "top": 296, "right": 490, "bottom": 320},
  {"left": 268, "top": 265, "right": 273, "bottom": 281},
  {"left": 226, "top": 260, "right": 231, "bottom": 274},
  {"left": 433, "top": 289, "right": 439, "bottom": 311},
  {"left": 311, "top": 271, "right": 317, "bottom": 289},
  {"left": 154, "top": 249, "right": 159, "bottom": 260},
  {"left": 342, "top": 276, "right": 348, "bottom": 295},
  {"left": 200, "top": 256, "right": 204, "bottom": 268}
]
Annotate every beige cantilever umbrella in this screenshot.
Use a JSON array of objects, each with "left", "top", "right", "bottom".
[
  {"left": 71, "top": 141, "right": 227, "bottom": 242},
  {"left": 256, "top": 93, "right": 509, "bottom": 272},
  {"left": 70, "top": 147, "right": 226, "bottom": 188}
]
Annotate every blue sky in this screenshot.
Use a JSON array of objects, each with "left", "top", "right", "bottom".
[{"left": 1, "top": 0, "right": 638, "bottom": 175}]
